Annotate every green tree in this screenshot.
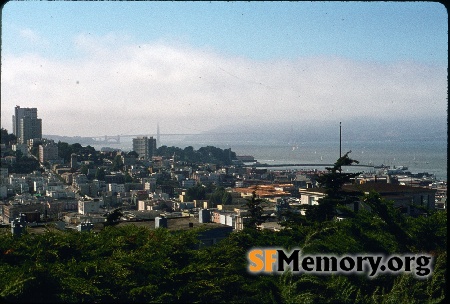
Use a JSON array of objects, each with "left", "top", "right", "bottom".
[
  {"left": 127, "top": 151, "right": 138, "bottom": 158},
  {"left": 362, "top": 190, "right": 412, "bottom": 252},
  {"left": 95, "top": 167, "right": 106, "bottom": 181},
  {"left": 30, "top": 146, "right": 39, "bottom": 158},
  {"left": 186, "top": 183, "right": 207, "bottom": 201},
  {"left": 124, "top": 173, "right": 133, "bottom": 183},
  {"left": 80, "top": 164, "right": 88, "bottom": 175},
  {"left": 112, "top": 155, "right": 124, "bottom": 171},
  {"left": 105, "top": 208, "right": 123, "bottom": 226},
  {"left": 209, "top": 187, "right": 233, "bottom": 205},
  {"left": 222, "top": 191, "right": 232, "bottom": 205},
  {"left": 0, "top": 128, "right": 16, "bottom": 145},
  {"left": 245, "top": 191, "right": 265, "bottom": 229},
  {"left": 305, "top": 151, "right": 360, "bottom": 222},
  {"left": 57, "top": 141, "right": 71, "bottom": 163}
]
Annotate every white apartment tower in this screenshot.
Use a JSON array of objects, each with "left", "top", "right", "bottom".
[
  {"left": 132, "top": 136, "right": 157, "bottom": 160},
  {"left": 12, "top": 106, "right": 42, "bottom": 144}
]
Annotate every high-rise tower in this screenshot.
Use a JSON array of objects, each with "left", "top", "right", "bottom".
[
  {"left": 12, "top": 106, "right": 42, "bottom": 144},
  {"left": 132, "top": 136, "right": 157, "bottom": 160}
]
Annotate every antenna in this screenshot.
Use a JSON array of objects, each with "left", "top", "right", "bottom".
[
  {"left": 339, "top": 122, "right": 342, "bottom": 159},
  {"left": 338, "top": 122, "right": 343, "bottom": 174}
]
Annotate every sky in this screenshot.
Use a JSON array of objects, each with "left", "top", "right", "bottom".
[{"left": 1, "top": 1, "right": 448, "bottom": 137}]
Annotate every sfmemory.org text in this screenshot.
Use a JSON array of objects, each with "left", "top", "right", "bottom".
[{"left": 247, "top": 248, "right": 433, "bottom": 278}]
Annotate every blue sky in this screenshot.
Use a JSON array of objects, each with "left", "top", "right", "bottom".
[{"left": 1, "top": 1, "right": 448, "bottom": 136}]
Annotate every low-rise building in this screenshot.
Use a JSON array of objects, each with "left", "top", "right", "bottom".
[
  {"left": 78, "top": 198, "right": 103, "bottom": 215},
  {"left": 299, "top": 183, "right": 436, "bottom": 216}
]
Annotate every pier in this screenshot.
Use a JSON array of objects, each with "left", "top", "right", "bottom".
[{"left": 243, "top": 163, "right": 375, "bottom": 168}]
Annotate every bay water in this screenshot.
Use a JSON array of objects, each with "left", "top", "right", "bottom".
[{"left": 93, "top": 137, "right": 447, "bottom": 181}]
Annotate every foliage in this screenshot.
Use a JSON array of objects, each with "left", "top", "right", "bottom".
[
  {"left": 245, "top": 191, "right": 265, "bottom": 229},
  {"left": 0, "top": 128, "right": 17, "bottom": 145},
  {"left": 361, "top": 190, "right": 412, "bottom": 252},
  {"left": 185, "top": 183, "right": 207, "bottom": 201},
  {"left": 0, "top": 152, "right": 446, "bottom": 303},
  {"left": 58, "top": 141, "right": 102, "bottom": 165},
  {"left": 104, "top": 208, "right": 123, "bottom": 226},
  {"left": 95, "top": 167, "right": 106, "bottom": 181},
  {"left": 209, "top": 186, "right": 233, "bottom": 205},
  {"left": 304, "top": 151, "right": 361, "bottom": 222},
  {"left": 111, "top": 155, "right": 124, "bottom": 171},
  {"left": 2, "top": 154, "right": 41, "bottom": 174},
  {"left": 0, "top": 206, "right": 446, "bottom": 303},
  {"left": 156, "top": 145, "right": 237, "bottom": 165}
]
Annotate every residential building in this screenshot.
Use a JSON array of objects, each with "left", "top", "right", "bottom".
[
  {"left": 39, "top": 141, "right": 59, "bottom": 163},
  {"left": 2, "top": 203, "right": 43, "bottom": 223},
  {"left": 70, "top": 153, "right": 78, "bottom": 169},
  {"left": 12, "top": 106, "right": 42, "bottom": 144},
  {"left": 132, "top": 136, "right": 156, "bottom": 160},
  {"left": 108, "top": 183, "right": 125, "bottom": 193},
  {"left": 299, "top": 183, "right": 436, "bottom": 216},
  {"left": 78, "top": 198, "right": 103, "bottom": 215}
]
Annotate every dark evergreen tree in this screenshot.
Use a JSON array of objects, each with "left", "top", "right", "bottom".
[
  {"left": 105, "top": 208, "right": 123, "bottom": 226},
  {"left": 244, "top": 191, "right": 265, "bottom": 229},
  {"left": 95, "top": 167, "right": 106, "bottom": 181},
  {"left": 305, "top": 151, "right": 360, "bottom": 222},
  {"left": 0, "top": 128, "right": 16, "bottom": 145},
  {"left": 112, "top": 155, "right": 124, "bottom": 171},
  {"left": 186, "top": 183, "right": 207, "bottom": 201}
]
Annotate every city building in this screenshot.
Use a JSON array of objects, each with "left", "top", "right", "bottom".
[
  {"left": 132, "top": 136, "right": 157, "bottom": 160},
  {"left": 70, "top": 153, "right": 78, "bottom": 169},
  {"left": 299, "top": 183, "right": 436, "bottom": 217},
  {"left": 39, "top": 141, "right": 59, "bottom": 163},
  {"left": 12, "top": 106, "right": 42, "bottom": 144},
  {"left": 12, "top": 144, "right": 29, "bottom": 157},
  {"left": 78, "top": 198, "right": 104, "bottom": 215}
]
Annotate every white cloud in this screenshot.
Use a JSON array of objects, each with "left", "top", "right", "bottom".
[
  {"left": 1, "top": 33, "right": 447, "bottom": 136},
  {"left": 19, "top": 28, "right": 49, "bottom": 47}
]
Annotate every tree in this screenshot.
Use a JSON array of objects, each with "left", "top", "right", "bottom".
[
  {"left": 57, "top": 141, "right": 71, "bottom": 163},
  {"left": 105, "top": 208, "right": 123, "bottom": 226},
  {"left": 186, "top": 184, "right": 207, "bottom": 201},
  {"left": 222, "top": 191, "right": 232, "bottom": 205},
  {"left": 209, "top": 187, "right": 233, "bottom": 205},
  {"left": 112, "top": 155, "right": 124, "bottom": 171},
  {"left": 0, "top": 128, "right": 16, "bottom": 145},
  {"left": 95, "top": 167, "right": 106, "bottom": 181},
  {"left": 362, "top": 190, "right": 412, "bottom": 251},
  {"left": 127, "top": 151, "right": 138, "bottom": 158},
  {"left": 305, "top": 151, "right": 360, "bottom": 222},
  {"left": 124, "top": 173, "right": 133, "bottom": 183},
  {"left": 244, "top": 191, "right": 265, "bottom": 229},
  {"left": 30, "top": 146, "right": 39, "bottom": 158},
  {"left": 14, "top": 150, "right": 24, "bottom": 160},
  {"left": 80, "top": 164, "right": 89, "bottom": 175}
]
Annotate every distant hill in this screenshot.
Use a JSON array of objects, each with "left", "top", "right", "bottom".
[{"left": 43, "top": 116, "right": 446, "bottom": 147}]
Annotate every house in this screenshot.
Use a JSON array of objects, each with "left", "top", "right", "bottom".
[
  {"left": 343, "top": 183, "right": 436, "bottom": 215},
  {"left": 299, "top": 183, "right": 436, "bottom": 216}
]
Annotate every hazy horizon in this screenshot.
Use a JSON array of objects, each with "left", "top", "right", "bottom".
[{"left": 1, "top": 2, "right": 447, "bottom": 137}]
